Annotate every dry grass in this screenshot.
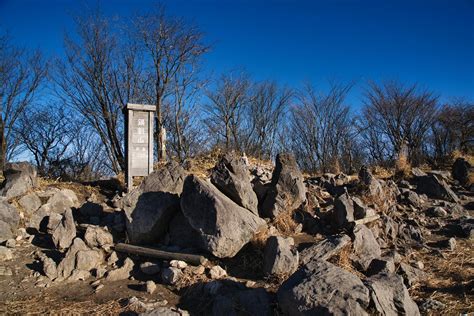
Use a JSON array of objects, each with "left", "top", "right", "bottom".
[
  {"left": 395, "top": 153, "right": 412, "bottom": 179},
  {"left": 409, "top": 239, "right": 474, "bottom": 314},
  {"left": 251, "top": 226, "right": 271, "bottom": 249},
  {"left": 327, "top": 242, "right": 366, "bottom": 280},
  {"left": 273, "top": 209, "right": 299, "bottom": 236}
]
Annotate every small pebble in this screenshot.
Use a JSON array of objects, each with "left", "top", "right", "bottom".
[
  {"left": 145, "top": 280, "right": 156, "bottom": 294},
  {"left": 209, "top": 265, "right": 227, "bottom": 279}
]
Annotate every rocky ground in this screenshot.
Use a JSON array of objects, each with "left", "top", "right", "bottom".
[{"left": 0, "top": 154, "right": 472, "bottom": 315}]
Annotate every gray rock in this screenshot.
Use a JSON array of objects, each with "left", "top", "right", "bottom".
[
  {"left": 352, "top": 197, "right": 369, "bottom": 220},
  {"left": 416, "top": 174, "right": 459, "bottom": 203},
  {"left": 352, "top": 224, "right": 381, "bottom": 271},
  {"left": 211, "top": 286, "right": 272, "bottom": 316},
  {"left": 140, "top": 262, "right": 160, "bottom": 275},
  {"left": 420, "top": 298, "right": 445, "bottom": 312},
  {"left": 0, "top": 162, "right": 37, "bottom": 199},
  {"left": 75, "top": 249, "right": 103, "bottom": 271},
  {"left": 56, "top": 237, "right": 89, "bottom": 279},
  {"left": 47, "top": 189, "right": 79, "bottom": 213},
  {"left": 145, "top": 280, "right": 156, "bottom": 294},
  {"left": 106, "top": 257, "right": 134, "bottom": 281},
  {"left": 452, "top": 157, "right": 471, "bottom": 187},
  {"left": 333, "top": 192, "right": 354, "bottom": 228},
  {"left": 299, "top": 234, "right": 351, "bottom": 265},
  {"left": 398, "top": 263, "right": 426, "bottom": 288},
  {"left": 78, "top": 202, "right": 103, "bottom": 217},
  {"left": 161, "top": 266, "right": 182, "bottom": 285},
  {"left": 0, "top": 201, "right": 19, "bottom": 241},
  {"left": 263, "top": 236, "right": 298, "bottom": 276},
  {"left": 209, "top": 265, "right": 227, "bottom": 279},
  {"left": 167, "top": 211, "right": 203, "bottom": 250},
  {"left": 180, "top": 175, "right": 266, "bottom": 258},
  {"left": 51, "top": 209, "right": 76, "bottom": 250},
  {"left": 46, "top": 212, "right": 63, "bottom": 234},
  {"left": 277, "top": 259, "right": 370, "bottom": 315},
  {"left": 0, "top": 246, "right": 13, "bottom": 261},
  {"left": 367, "top": 258, "right": 396, "bottom": 276},
  {"left": 367, "top": 273, "right": 420, "bottom": 316},
  {"left": 38, "top": 254, "right": 58, "bottom": 280},
  {"left": 18, "top": 193, "right": 42, "bottom": 215},
  {"left": 428, "top": 206, "right": 448, "bottom": 218},
  {"left": 84, "top": 226, "right": 113, "bottom": 249},
  {"left": 211, "top": 152, "right": 258, "bottom": 215},
  {"left": 261, "top": 153, "right": 306, "bottom": 218},
  {"left": 141, "top": 307, "right": 189, "bottom": 316},
  {"left": 359, "top": 165, "right": 385, "bottom": 199},
  {"left": 124, "top": 161, "right": 186, "bottom": 244},
  {"left": 401, "top": 191, "right": 422, "bottom": 208}
]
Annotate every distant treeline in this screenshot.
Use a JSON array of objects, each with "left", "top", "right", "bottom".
[{"left": 1, "top": 5, "right": 472, "bottom": 180}]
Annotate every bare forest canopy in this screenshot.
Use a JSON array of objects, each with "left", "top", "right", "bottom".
[{"left": 1, "top": 6, "right": 473, "bottom": 180}]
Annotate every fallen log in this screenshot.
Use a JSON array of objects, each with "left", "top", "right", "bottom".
[{"left": 114, "top": 243, "right": 207, "bottom": 266}]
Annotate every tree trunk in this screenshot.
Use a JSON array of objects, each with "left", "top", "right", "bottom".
[
  {"left": 0, "top": 117, "right": 6, "bottom": 173},
  {"left": 155, "top": 97, "right": 166, "bottom": 162}
]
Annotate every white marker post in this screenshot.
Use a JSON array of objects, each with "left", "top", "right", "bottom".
[{"left": 125, "top": 103, "right": 156, "bottom": 191}]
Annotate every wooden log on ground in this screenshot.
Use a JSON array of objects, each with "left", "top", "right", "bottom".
[{"left": 114, "top": 243, "right": 207, "bottom": 266}]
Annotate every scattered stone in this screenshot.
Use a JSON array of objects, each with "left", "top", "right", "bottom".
[
  {"left": 299, "top": 234, "right": 351, "bottom": 265},
  {"left": 0, "top": 266, "right": 13, "bottom": 276},
  {"left": 39, "top": 254, "right": 58, "bottom": 280},
  {"left": 123, "top": 161, "right": 186, "bottom": 244},
  {"left": 18, "top": 193, "right": 42, "bottom": 215},
  {"left": 5, "top": 239, "right": 15, "bottom": 248},
  {"left": 145, "top": 280, "right": 157, "bottom": 294},
  {"left": 263, "top": 236, "right": 298, "bottom": 276},
  {"left": 161, "top": 267, "right": 182, "bottom": 285},
  {"left": 428, "top": 206, "right": 448, "bottom": 218},
  {"left": 47, "top": 189, "right": 80, "bottom": 214},
  {"left": 140, "top": 262, "right": 161, "bottom": 275},
  {"left": 209, "top": 265, "right": 227, "bottom": 279},
  {"left": 0, "top": 162, "right": 37, "bottom": 199},
  {"left": 333, "top": 192, "right": 354, "bottom": 228},
  {"left": 107, "top": 251, "right": 119, "bottom": 266},
  {"left": 367, "top": 273, "right": 420, "bottom": 315},
  {"left": 359, "top": 165, "right": 385, "bottom": 199},
  {"left": 170, "top": 260, "right": 187, "bottom": 269},
  {"left": 401, "top": 190, "right": 422, "bottom": 208},
  {"left": 180, "top": 175, "right": 266, "bottom": 258},
  {"left": 75, "top": 249, "right": 103, "bottom": 271},
  {"left": 420, "top": 298, "right": 445, "bottom": 312},
  {"left": 51, "top": 209, "right": 76, "bottom": 250},
  {"left": 192, "top": 265, "right": 205, "bottom": 275},
  {"left": 446, "top": 237, "right": 457, "bottom": 251},
  {"left": 56, "top": 238, "right": 89, "bottom": 280},
  {"left": 69, "top": 269, "right": 90, "bottom": 281},
  {"left": 105, "top": 257, "right": 134, "bottom": 281},
  {"left": 351, "top": 224, "right": 381, "bottom": 271},
  {"left": 0, "top": 246, "right": 13, "bottom": 261},
  {"left": 277, "top": 259, "right": 370, "bottom": 315},
  {"left": 261, "top": 153, "right": 306, "bottom": 218},
  {"left": 398, "top": 263, "right": 426, "bottom": 287},
  {"left": 84, "top": 226, "right": 113, "bottom": 250}
]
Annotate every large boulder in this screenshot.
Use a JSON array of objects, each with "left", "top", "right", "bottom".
[
  {"left": 51, "top": 209, "right": 76, "bottom": 250},
  {"left": 367, "top": 273, "right": 420, "bottom": 316},
  {"left": 277, "top": 259, "right": 370, "bottom": 315},
  {"left": 416, "top": 174, "right": 459, "bottom": 203},
  {"left": 261, "top": 153, "right": 306, "bottom": 218},
  {"left": 0, "top": 162, "right": 37, "bottom": 199},
  {"left": 299, "top": 234, "right": 351, "bottom": 265},
  {"left": 351, "top": 224, "right": 381, "bottom": 271},
  {"left": 0, "top": 201, "right": 19, "bottom": 241},
  {"left": 167, "top": 211, "right": 204, "bottom": 250},
  {"left": 263, "top": 236, "right": 299, "bottom": 276},
  {"left": 333, "top": 192, "right": 354, "bottom": 228},
  {"left": 123, "top": 162, "right": 186, "bottom": 244},
  {"left": 210, "top": 152, "right": 258, "bottom": 215},
  {"left": 18, "top": 193, "right": 42, "bottom": 215},
  {"left": 56, "top": 237, "right": 89, "bottom": 280},
  {"left": 452, "top": 157, "right": 471, "bottom": 187},
  {"left": 180, "top": 175, "right": 266, "bottom": 258}
]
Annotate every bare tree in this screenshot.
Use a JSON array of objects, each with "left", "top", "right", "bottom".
[
  {"left": 204, "top": 73, "right": 250, "bottom": 151},
  {"left": 240, "top": 81, "right": 292, "bottom": 159},
  {"left": 55, "top": 9, "right": 143, "bottom": 174},
  {"left": 289, "top": 82, "right": 354, "bottom": 173},
  {"left": 0, "top": 33, "right": 47, "bottom": 170},
  {"left": 360, "top": 81, "right": 438, "bottom": 165},
  {"left": 134, "top": 6, "right": 209, "bottom": 161}
]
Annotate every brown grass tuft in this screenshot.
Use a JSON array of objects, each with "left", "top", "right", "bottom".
[
  {"left": 273, "top": 209, "right": 299, "bottom": 236},
  {"left": 395, "top": 153, "right": 411, "bottom": 179}
]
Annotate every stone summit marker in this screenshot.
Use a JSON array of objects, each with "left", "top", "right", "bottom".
[{"left": 125, "top": 103, "right": 156, "bottom": 191}]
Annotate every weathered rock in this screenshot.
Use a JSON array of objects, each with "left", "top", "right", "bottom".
[
  {"left": 56, "top": 238, "right": 89, "bottom": 280},
  {"left": 69, "top": 269, "right": 90, "bottom": 281},
  {"left": 141, "top": 307, "right": 189, "bottom": 316},
  {"left": 277, "top": 259, "right": 370, "bottom": 315},
  {"left": 452, "top": 157, "right": 471, "bottom": 186},
  {"left": 0, "top": 201, "right": 19, "bottom": 241},
  {"left": 367, "top": 273, "right": 420, "bottom": 316},
  {"left": 46, "top": 213, "right": 63, "bottom": 234},
  {"left": 84, "top": 226, "right": 113, "bottom": 249},
  {"left": 416, "top": 174, "right": 459, "bottom": 203},
  {"left": 51, "top": 209, "right": 76, "bottom": 250},
  {"left": 367, "top": 258, "right": 396, "bottom": 276},
  {"left": 124, "top": 162, "right": 186, "bottom": 244},
  {"left": 161, "top": 267, "right": 182, "bottom": 285},
  {"left": 140, "top": 262, "right": 160, "bottom": 275},
  {"left": 39, "top": 254, "right": 58, "bottom": 280},
  {"left": 170, "top": 260, "right": 187, "bottom": 269},
  {"left": 427, "top": 206, "right": 448, "bottom": 218},
  {"left": 419, "top": 299, "right": 445, "bottom": 312},
  {"left": 180, "top": 175, "right": 266, "bottom": 258},
  {"left": 78, "top": 202, "right": 103, "bottom": 217},
  {"left": 211, "top": 286, "right": 272, "bottom": 316},
  {"left": 359, "top": 165, "right": 384, "bottom": 199},
  {"left": 0, "top": 162, "right": 37, "bottom": 199},
  {"left": 263, "top": 236, "right": 298, "bottom": 276},
  {"left": 18, "top": 193, "right": 42, "bottom": 215},
  {"left": 47, "top": 189, "right": 79, "bottom": 213},
  {"left": 401, "top": 191, "right": 422, "bottom": 208},
  {"left": 209, "top": 265, "right": 227, "bottom": 279},
  {"left": 0, "top": 246, "right": 13, "bottom": 261},
  {"left": 261, "top": 153, "right": 306, "bottom": 218},
  {"left": 299, "top": 234, "right": 351, "bottom": 265},
  {"left": 211, "top": 152, "right": 258, "bottom": 215},
  {"left": 75, "top": 249, "right": 103, "bottom": 271},
  {"left": 398, "top": 263, "right": 426, "bottom": 288},
  {"left": 333, "top": 192, "right": 354, "bottom": 228},
  {"left": 145, "top": 280, "right": 157, "bottom": 294},
  {"left": 167, "top": 211, "right": 203, "bottom": 250},
  {"left": 106, "top": 257, "right": 134, "bottom": 281},
  {"left": 352, "top": 224, "right": 381, "bottom": 271}
]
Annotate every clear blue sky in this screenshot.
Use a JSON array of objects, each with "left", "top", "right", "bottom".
[{"left": 1, "top": 0, "right": 473, "bottom": 108}]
